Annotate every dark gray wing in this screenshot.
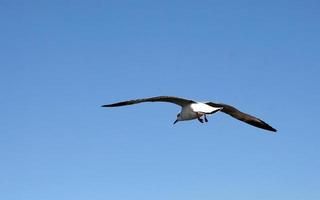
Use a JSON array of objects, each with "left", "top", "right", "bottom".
[
  {"left": 206, "top": 102, "right": 277, "bottom": 132},
  {"left": 102, "top": 96, "right": 195, "bottom": 108}
]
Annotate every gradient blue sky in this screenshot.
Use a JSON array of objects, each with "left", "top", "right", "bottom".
[{"left": 1, "top": 1, "right": 320, "bottom": 200}]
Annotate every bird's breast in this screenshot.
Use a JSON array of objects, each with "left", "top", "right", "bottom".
[{"left": 180, "top": 105, "right": 201, "bottom": 120}]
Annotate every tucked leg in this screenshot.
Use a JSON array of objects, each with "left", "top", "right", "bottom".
[
  {"left": 204, "top": 114, "right": 208, "bottom": 122},
  {"left": 197, "top": 117, "right": 204, "bottom": 123},
  {"left": 196, "top": 112, "right": 204, "bottom": 123}
]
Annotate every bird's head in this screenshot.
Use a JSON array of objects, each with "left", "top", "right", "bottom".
[{"left": 173, "top": 113, "right": 182, "bottom": 124}]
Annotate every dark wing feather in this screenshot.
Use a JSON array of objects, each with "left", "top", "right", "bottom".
[
  {"left": 102, "top": 96, "right": 195, "bottom": 108},
  {"left": 206, "top": 102, "right": 277, "bottom": 132}
]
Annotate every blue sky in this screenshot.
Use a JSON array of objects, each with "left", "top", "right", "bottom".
[{"left": 1, "top": 1, "right": 320, "bottom": 199}]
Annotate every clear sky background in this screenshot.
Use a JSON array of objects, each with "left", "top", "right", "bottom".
[{"left": 1, "top": 1, "right": 320, "bottom": 200}]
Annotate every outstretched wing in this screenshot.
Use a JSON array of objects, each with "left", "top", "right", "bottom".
[
  {"left": 102, "top": 96, "right": 195, "bottom": 108},
  {"left": 206, "top": 102, "right": 277, "bottom": 132}
]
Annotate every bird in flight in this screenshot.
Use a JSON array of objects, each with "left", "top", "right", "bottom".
[{"left": 102, "top": 96, "right": 277, "bottom": 132}]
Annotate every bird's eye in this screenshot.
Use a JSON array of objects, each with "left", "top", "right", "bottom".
[{"left": 177, "top": 114, "right": 180, "bottom": 117}]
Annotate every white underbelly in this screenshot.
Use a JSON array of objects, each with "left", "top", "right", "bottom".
[
  {"left": 191, "top": 102, "right": 220, "bottom": 113},
  {"left": 179, "top": 103, "right": 222, "bottom": 121}
]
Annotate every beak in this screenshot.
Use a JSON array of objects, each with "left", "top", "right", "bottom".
[{"left": 173, "top": 119, "right": 178, "bottom": 124}]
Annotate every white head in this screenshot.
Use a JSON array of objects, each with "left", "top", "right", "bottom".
[{"left": 173, "top": 113, "right": 182, "bottom": 124}]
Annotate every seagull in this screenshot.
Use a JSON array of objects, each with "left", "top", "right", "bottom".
[{"left": 102, "top": 96, "right": 277, "bottom": 132}]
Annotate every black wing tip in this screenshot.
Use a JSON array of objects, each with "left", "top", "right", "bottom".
[
  {"left": 101, "top": 104, "right": 119, "bottom": 107},
  {"left": 261, "top": 122, "right": 277, "bottom": 133},
  {"left": 267, "top": 126, "right": 277, "bottom": 133},
  {"left": 249, "top": 118, "right": 277, "bottom": 133},
  {"left": 101, "top": 101, "right": 130, "bottom": 107}
]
